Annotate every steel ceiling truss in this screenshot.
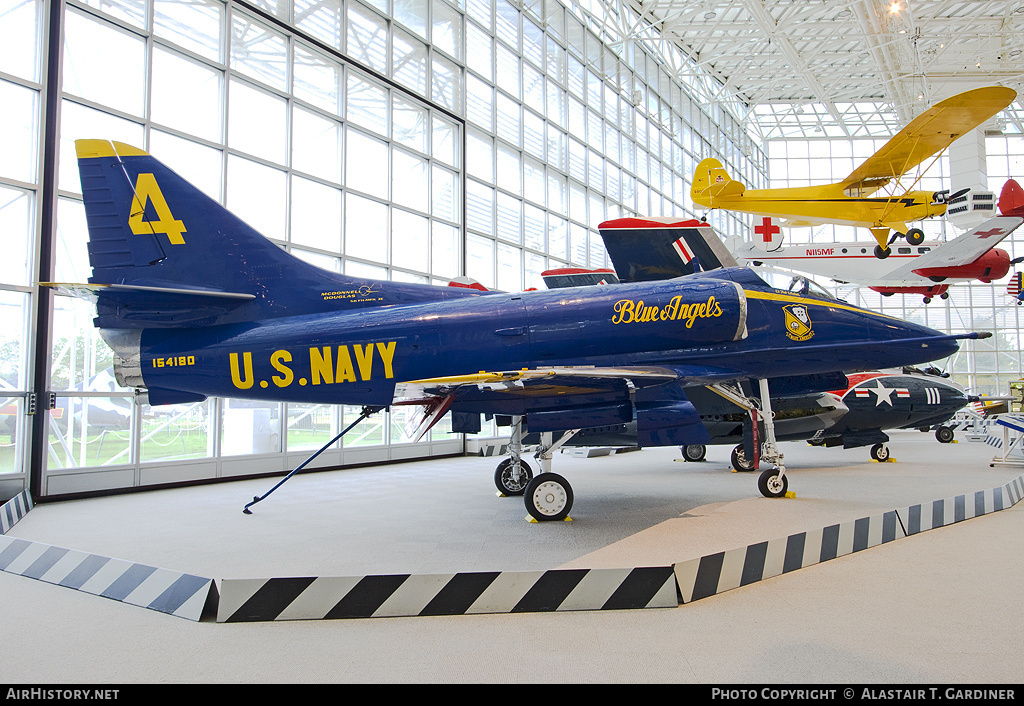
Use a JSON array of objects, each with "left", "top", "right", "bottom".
[{"left": 566, "top": 0, "right": 1024, "bottom": 139}]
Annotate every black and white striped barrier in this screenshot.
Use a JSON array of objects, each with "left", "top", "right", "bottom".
[
  {"left": 1, "top": 490, "right": 32, "bottom": 535},
  {"left": 3, "top": 474, "right": 1023, "bottom": 622},
  {"left": 675, "top": 510, "right": 904, "bottom": 603},
  {"left": 217, "top": 566, "right": 678, "bottom": 622},
  {"left": 0, "top": 534, "right": 217, "bottom": 621},
  {"left": 896, "top": 479, "right": 1022, "bottom": 534},
  {"left": 677, "top": 474, "right": 1024, "bottom": 604}
]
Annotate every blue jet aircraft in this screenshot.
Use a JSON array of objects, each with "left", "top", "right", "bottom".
[
  {"left": 60, "top": 140, "right": 987, "bottom": 521},
  {"left": 538, "top": 220, "right": 976, "bottom": 469}
]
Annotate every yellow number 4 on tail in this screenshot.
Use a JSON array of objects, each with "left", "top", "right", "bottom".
[{"left": 129, "top": 173, "right": 187, "bottom": 245}]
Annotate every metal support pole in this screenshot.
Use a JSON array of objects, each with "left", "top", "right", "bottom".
[
  {"left": 243, "top": 405, "right": 383, "bottom": 514},
  {"left": 29, "top": 0, "right": 64, "bottom": 499}
]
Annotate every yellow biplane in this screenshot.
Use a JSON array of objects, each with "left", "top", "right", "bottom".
[{"left": 692, "top": 86, "right": 1017, "bottom": 254}]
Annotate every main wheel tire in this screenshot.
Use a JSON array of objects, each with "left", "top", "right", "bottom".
[
  {"left": 874, "top": 244, "right": 891, "bottom": 259},
  {"left": 757, "top": 469, "right": 788, "bottom": 498},
  {"left": 730, "top": 444, "right": 756, "bottom": 472},
  {"left": 524, "top": 472, "right": 573, "bottom": 522},
  {"left": 494, "top": 458, "right": 533, "bottom": 496},
  {"left": 870, "top": 443, "right": 890, "bottom": 461},
  {"left": 905, "top": 228, "right": 925, "bottom": 245},
  {"left": 682, "top": 444, "right": 707, "bottom": 462},
  {"left": 935, "top": 426, "right": 955, "bottom": 444}
]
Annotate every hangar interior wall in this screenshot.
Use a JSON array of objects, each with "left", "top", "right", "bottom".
[
  {"left": 0, "top": 0, "right": 763, "bottom": 499},
  {"left": 1, "top": 0, "right": 1019, "bottom": 501}
]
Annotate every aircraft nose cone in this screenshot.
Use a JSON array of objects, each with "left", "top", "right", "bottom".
[{"left": 873, "top": 317, "right": 965, "bottom": 368}]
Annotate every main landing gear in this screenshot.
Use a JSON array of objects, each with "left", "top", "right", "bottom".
[
  {"left": 730, "top": 443, "right": 756, "bottom": 472},
  {"left": 709, "top": 379, "right": 790, "bottom": 498},
  {"left": 496, "top": 379, "right": 795, "bottom": 519},
  {"left": 494, "top": 416, "right": 581, "bottom": 521},
  {"left": 493, "top": 417, "right": 532, "bottom": 495},
  {"left": 873, "top": 227, "right": 925, "bottom": 258},
  {"left": 681, "top": 444, "right": 707, "bottom": 462}
]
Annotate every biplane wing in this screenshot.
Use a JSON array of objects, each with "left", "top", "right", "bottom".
[
  {"left": 839, "top": 86, "right": 1018, "bottom": 195},
  {"left": 691, "top": 86, "right": 1017, "bottom": 252}
]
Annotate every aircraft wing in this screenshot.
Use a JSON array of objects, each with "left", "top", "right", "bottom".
[
  {"left": 839, "top": 86, "right": 1016, "bottom": 193},
  {"left": 392, "top": 358, "right": 920, "bottom": 444},
  {"left": 394, "top": 366, "right": 723, "bottom": 444},
  {"left": 396, "top": 367, "right": 711, "bottom": 413},
  {"left": 883, "top": 215, "right": 1023, "bottom": 278}
]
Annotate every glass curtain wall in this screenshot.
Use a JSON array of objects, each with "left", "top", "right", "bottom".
[
  {"left": 44, "top": 0, "right": 466, "bottom": 496},
  {"left": 765, "top": 134, "right": 1024, "bottom": 397},
  {"left": 0, "top": 0, "right": 43, "bottom": 500},
  {"left": 19, "top": 0, "right": 763, "bottom": 498}
]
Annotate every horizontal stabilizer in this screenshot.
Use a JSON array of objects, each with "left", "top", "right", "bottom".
[
  {"left": 885, "top": 215, "right": 1023, "bottom": 278},
  {"left": 42, "top": 282, "right": 257, "bottom": 328},
  {"left": 708, "top": 174, "right": 744, "bottom": 198}
]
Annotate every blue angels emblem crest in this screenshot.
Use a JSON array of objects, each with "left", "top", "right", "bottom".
[{"left": 783, "top": 304, "right": 813, "bottom": 341}]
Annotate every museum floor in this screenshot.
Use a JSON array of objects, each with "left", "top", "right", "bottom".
[{"left": 2, "top": 430, "right": 1022, "bottom": 684}]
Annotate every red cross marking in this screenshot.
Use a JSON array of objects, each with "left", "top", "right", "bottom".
[
  {"left": 976, "top": 228, "right": 1005, "bottom": 238},
  {"left": 754, "top": 216, "right": 780, "bottom": 242}
]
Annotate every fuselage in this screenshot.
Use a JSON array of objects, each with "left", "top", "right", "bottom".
[
  {"left": 735, "top": 241, "right": 1011, "bottom": 289},
  {"left": 110, "top": 268, "right": 963, "bottom": 407},
  {"left": 834, "top": 371, "right": 969, "bottom": 432},
  {"left": 698, "top": 184, "right": 945, "bottom": 229}
]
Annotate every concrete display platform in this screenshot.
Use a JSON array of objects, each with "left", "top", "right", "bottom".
[{"left": 2, "top": 431, "right": 1022, "bottom": 683}]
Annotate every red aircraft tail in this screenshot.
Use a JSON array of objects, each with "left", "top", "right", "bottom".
[{"left": 999, "top": 179, "right": 1024, "bottom": 217}]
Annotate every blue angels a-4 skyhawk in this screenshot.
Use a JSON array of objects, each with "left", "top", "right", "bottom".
[{"left": 55, "top": 140, "right": 987, "bottom": 521}]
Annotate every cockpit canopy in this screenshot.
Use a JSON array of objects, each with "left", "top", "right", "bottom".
[{"left": 750, "top": 266, "right": 842, "bottom": 302}]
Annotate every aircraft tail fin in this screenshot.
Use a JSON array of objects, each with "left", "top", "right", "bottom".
[
  {"left": 1007, "top": 271, "right": 1023, "bottom": 300},
  {"left": 691, "top": 158, "right": 745, "bottom": 207},
  {"left": 597, "top": 217, "right": 739, "bottom": 282},
  {"left": 75, "top": 140, "right": 477, "bottom": 329},
  {"left": 999, "top": 179, "right": 1024, "bottom": 217}
]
